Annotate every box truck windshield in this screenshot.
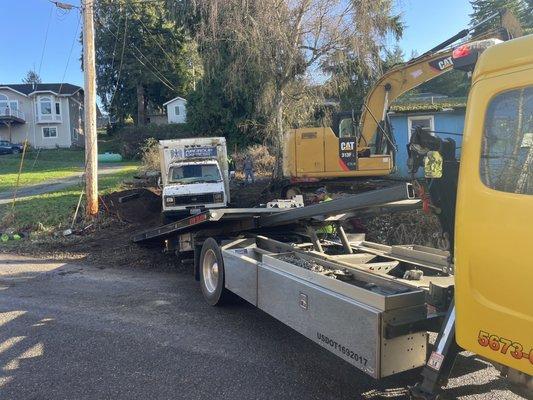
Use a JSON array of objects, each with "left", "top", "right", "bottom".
[{"left": 169, "top": 164, "right": 221, "bottom": 184}]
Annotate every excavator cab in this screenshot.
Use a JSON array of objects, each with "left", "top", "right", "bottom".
[{"left": 331, "top": 111, "right": 360, "bottom": 139}]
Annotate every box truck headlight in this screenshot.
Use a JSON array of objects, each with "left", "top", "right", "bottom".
[
  {"left": 213, "top": 192, "right": 224, "bottom": 203},
  {"left": 165, "top": 196, "right": 175, "bottom": 205}
]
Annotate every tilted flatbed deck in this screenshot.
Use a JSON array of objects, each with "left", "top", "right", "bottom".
[
  {"left": 133, "top": 183, "right": 421, "bottom": 244},
  {"left": 132, "top": 208, "right": 286, "bottom": 243}
]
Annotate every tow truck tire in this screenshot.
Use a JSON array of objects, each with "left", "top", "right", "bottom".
[{"left": 199, "top": 238, "right": 231, "bottom": 306}]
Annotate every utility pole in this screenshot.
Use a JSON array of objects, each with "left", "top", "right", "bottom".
[{"left": 82, "top": 0, "right": 98, "bottom": 217}]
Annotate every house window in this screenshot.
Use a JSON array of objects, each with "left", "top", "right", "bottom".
[
  {"left": 42, "top": 126, "right": 58, "bottom": 138},
  {"left": 40, "top": 97, "right": 52, "bottom": 115},
  {"left": 175, "top": 105, "right": 180, "bottom": 115},
  {"left": 480, "top": 86, "right": 533, "bottom": 195},
  {"left": 0, "top": 94, "right": 7, "bottom": 112},
  {"left": 55, "top": 102, "right": 61, "bottom": 115},
  {"left": 407, "top": 115, "right": 435, "bottom": 140}
]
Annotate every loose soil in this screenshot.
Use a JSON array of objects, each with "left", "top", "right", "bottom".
[
  {"left": 1, "top": 175, "right": 445, "bottom": 269},
  {"left": 0, "top": 178, "right": 274, "bottom": 270}
]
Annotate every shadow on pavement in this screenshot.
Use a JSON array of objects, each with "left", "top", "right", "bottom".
[{"left": 0, "top": 256, "right": 527, "bottom": 400}]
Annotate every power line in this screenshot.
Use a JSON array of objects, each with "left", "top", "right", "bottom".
[
  {"left": 102, "top": 16, "right": 176, "bottom": 91},
  {"left": 48, "top": 1, "right": 79, "bottom": 10},
  {"left": 38, "top": 4, "right": 54, "bottom": 76},
  {"left": 124, "top": 1, "right": 177, "bottom": 67},
  {"left": 94, "top": 8, "right": 177, "bottom": 91},
  {"left": 107, "top": 8, "right": 129, "bottom": 107},
  {"left": 97, "top": 0, "right": 167, "bottom": 6},
  {"left": 58, "top": 10, "right": 82, "bottom": 95}
]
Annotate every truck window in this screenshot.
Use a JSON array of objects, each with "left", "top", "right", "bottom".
[
  {"left": 170, "top": 164, "right": 221, "bottom": 183},
  {"left": 480, "top": 86, "right": 533, "bottom": 195}
]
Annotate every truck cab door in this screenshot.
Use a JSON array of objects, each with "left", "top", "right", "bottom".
[
  {"left": 455, "top": 68, "right": 533, "bottom": 375},
  {"left": 295, "top": 128, "right": 325, "bottom": 174}
]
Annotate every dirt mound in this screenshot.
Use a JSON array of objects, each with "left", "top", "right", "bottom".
[
  {"left": 0, "top": 188, "right": 177, "bottom": 271},
  {"left": 100, "top": 188, "right": 161, "bottom": 226},
  {"left": 230, "top": 177, "right": 273, "bottom": 208}
]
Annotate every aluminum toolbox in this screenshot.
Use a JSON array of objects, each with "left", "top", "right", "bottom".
[{"left": 222, "top": 246, "right": 428, "bottom": 379}]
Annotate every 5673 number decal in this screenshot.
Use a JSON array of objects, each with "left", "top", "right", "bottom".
[{"left": 478, "top": 330, "right": 533, "bottom": 365}]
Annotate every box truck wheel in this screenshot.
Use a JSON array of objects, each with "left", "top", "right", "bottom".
[
  {"left": 282, "top": 185, "right": 301, "bottom": 199},
  {"left": 199, "top": 238, "right": 231, "bottom": 306}
]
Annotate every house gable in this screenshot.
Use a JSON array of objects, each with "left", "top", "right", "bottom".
[{"left": 164, "top": 97, "right": 187, "bottom": 124}]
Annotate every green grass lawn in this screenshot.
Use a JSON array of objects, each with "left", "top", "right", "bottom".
[
  {"left": 0, "top": 165, "right": 139, "bottom": 232},
  {"left": 0, "top": 143, "right": 134, "bottom": 193},
  {"left": 0, "top": 148, "right": 85, "bottom": 193}
]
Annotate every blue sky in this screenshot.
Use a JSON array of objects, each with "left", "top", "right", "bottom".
[
  {"left": 393, "top": 0, "right": 473, "bottom": 58},
  {"left": 0, "top": 0, "right": 83, "bottom": 86},
  {"left": 0, "top": 0, "right": 473, "bottom": 90}
]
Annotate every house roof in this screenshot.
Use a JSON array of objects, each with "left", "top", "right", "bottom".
[
  {"left": 163, "top": 96, "right": 187, "bottom": 106},
  {"left": 389, "top": 97, "right": 467, "bottom": 113},
  {"left": 0, "top": 83, "right": 83, "bottom": 96}
]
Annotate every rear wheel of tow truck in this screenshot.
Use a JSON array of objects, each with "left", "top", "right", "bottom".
[{"left": 199, "top": 238, "right": 231, "bottom": 306}]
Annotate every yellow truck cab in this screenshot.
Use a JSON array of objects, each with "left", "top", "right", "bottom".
[{"left": 455, "top": 34, "right": 533, "bottom": 377}]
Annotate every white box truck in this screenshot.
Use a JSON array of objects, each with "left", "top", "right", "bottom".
[{"left": 159, "top": 137, "right": 230, "bottom": 220}]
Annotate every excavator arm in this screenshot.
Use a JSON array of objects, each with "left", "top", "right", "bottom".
[{"left": 358, "top": 9, "right": 523, "bottom": 152}]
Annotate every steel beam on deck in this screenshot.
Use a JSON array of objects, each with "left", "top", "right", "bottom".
[{"left": 258, "top": 183, "right": 416, "bottom": 228}]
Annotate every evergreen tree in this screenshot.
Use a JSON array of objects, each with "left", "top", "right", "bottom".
[
  {"left": 470, "top": 0, "right": 532, "bottom": 34},
  {"left": 94, "top": 0, "right": 200, "bottom": 125},
  {"left": 22, "top": 70, "right": 42, "bottom": 85}
]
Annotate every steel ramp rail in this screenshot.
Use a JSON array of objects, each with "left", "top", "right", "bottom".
[
  {"left": 133, "top": 183, "right": 418, "bottom": 244},
  {"left": 132, "top": 208, "right": 285, "bottom": 243},
  {"left": 258, "top": 183, "right": 416, "bottom": 227}
]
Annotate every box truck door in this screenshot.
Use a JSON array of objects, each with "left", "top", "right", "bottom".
[
  {"left": 455, "top": 68, "right": 533, "bottom": 375},
  {"left": 295, "top": 128, "right": 325, "bottom": 174}
]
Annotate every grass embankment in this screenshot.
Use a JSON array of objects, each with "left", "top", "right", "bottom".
[
  {"left": 0, "top": 149, "right": 85, "bottom": 193},
  {"left": 0, "top": 165, "right": 138, "bottom": 232}
]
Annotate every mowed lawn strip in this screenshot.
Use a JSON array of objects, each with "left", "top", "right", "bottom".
[
  {"left": 0, "top": 165, "right": 139, "bottom": 231},
  {"left": 0, "top": 149, "right": 85, "bottom": 193}
]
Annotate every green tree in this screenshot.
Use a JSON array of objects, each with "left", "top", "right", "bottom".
[
  {"left": 184, "top": 0, "right": 403, "bottom": 177},
  {"left": 416, "top": 70, "right": 471, "bottom": 98},
  {"left": 22, "top": 70, "right": 42, "bottom": 84},
  {"left": 94, "top": 0, "right": 200, "bottom": 124},
  {"left": 470, "top": 0, "right": 532, "bottom": 34},
  {"left": 185, "top": 37, "right": 267, "bottom": 147},
  {"left": 323, "top": 43, "right": 404, "bottom": 112},
  {"left": 383, "top": 45, "right": 405, "bottom": 72}
]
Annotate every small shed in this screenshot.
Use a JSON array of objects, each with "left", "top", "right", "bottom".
[
  {"left": 388, "top": 97, "right": 467, "bottom": 179},
  {"left": 163, "top": 96, "right": 187, "bottom": 124}
]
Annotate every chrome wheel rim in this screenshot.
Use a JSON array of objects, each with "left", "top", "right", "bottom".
[{"left": 202, "top": 249, "right": 219, "bottom": 294}]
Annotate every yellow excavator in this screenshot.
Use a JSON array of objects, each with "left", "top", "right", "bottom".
[{"left": 281, "top": 10, "right": 523, "bottom": 197}]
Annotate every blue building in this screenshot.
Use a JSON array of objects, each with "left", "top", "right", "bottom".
[{"left": 388, "top": 95, "right": 466, "bottom": 178}]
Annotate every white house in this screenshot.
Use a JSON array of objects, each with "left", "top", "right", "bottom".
[
  {"left": 163, "top": 96, "right": 187, "bottom": 124},
  {"left": 0, "top": 83, "right": 84, "bottom": 148}
]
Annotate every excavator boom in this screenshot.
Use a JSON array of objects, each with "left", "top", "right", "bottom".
[{"left": 358, "top": 10, "right": 523, "bottom": 150}]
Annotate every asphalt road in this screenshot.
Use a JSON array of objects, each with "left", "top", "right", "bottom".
[{"left": 0, "top": 254, "right": 528, "bottom": 400}]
